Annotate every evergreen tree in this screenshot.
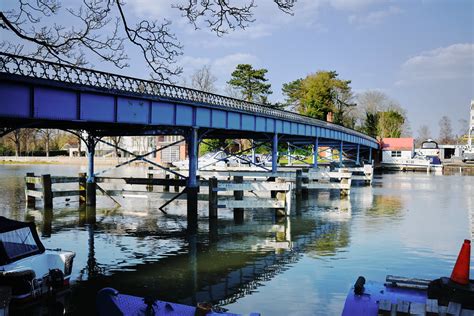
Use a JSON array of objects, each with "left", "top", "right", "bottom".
[{"left": 228, "top": 64, "right": 272, "bottom": 103}]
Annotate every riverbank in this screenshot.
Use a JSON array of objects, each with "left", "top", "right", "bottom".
[{"left": 0, "top": 156, "right": 146, "bottom": 166}]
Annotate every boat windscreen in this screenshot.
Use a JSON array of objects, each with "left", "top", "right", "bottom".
[
  {"left": 422, "top": 142, "right": 438, "bottom": 149},
  {"left": 0, "top": 217, "right": 45, "bottom": 265},
  {"left": 0, "top": 227, "right": 40, "bottom": 261}
]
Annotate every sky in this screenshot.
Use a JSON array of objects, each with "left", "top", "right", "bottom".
[{"left": 1, "top": 0, "right": 473, "bottom": 138}]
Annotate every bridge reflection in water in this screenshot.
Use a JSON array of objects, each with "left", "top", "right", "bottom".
[{"left": 20, "top": 190, "right": 359, "bottom": 315}]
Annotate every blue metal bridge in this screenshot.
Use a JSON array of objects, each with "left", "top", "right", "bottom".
[{"left": 0, "top": 53, "right": 378, "bottom": 227}]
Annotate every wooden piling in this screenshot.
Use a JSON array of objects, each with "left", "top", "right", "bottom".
[
  {"left": 79, "top": 172, "right": 86, "bottom": 205},
  {"left": 302, "top": 168, "right": 309, "bottom": 200},
  {"left": 25, "top": 172, "right": 36, "bottom": 208},
  {"left": 275, "top": 178, "right": 288, "bottom": 217},
  {"left": 41, "top": 174, "right": 53, "bottom": 209},
  {"left": 147, "top": 167, "right": 153, "bottom": 192},
  {"left": 295, "top": 170, "right": 303, "bottom": 203},
  {"left": 233, "top": 176, "right": 244, "bottom": 224},
  {"left": 174, "top": 174, "right": 179, "bottom": 192},
  {"left": 164, "top": 174, "right": 170, "bottom": 192},
  {"left": 208, "top": 177, "right": 218, "bottom": 219},
  {"left": 86, "top": 181, "right": 96, "bottom": 206}
]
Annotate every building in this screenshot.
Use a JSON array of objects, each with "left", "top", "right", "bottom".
[
  {"left": 155, "top": 135, "right": 187, "bottom": 165},
  {"left": 380, "top": 138, "right": 414, "bottom": 164}
]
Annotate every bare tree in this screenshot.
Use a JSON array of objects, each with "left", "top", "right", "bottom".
[
  {"left": 416, "top": 124, "right": 431, "bottom": 147},
  {"left": 1, "top": 1, "right": 296, "bottom": 82},
  {"left": 191, "top": 65, "right": 217, "bottom": 93},
  {"left": 109, "top": 136, "right": 122, "bottom": 157},
  {"left": 38, "top": 129, "right": 56, "bottom": 157},
  {"left": 6, "top": 130, "right": 23, "bottom": 156},
  {"left": 438, "top": 116, "right": 454, "bottom": 144}
]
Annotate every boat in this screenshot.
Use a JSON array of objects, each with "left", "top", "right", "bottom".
[
  {"left": 0, "top": 216, "right": 75, "bottom": 304},
  {"left": 96, "top": 287, "right": 261, "bottom": 316},
  {"left": 342, "top": 240, "right": 474, "bottom": 315}
]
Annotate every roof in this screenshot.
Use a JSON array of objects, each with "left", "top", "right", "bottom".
[{"left": 380, "top": 138, "right": 414, "bottom": 151}]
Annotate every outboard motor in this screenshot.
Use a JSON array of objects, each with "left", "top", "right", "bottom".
[
  {"left": 428, "top": 240, "right": 474, "bottom": 309},
  {"left": 48, "top": 269, "right": 65, "bottom": 289}
]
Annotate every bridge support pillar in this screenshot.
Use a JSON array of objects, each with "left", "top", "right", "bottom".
[
  {"left": 339, "top": 141, "right": 344, "bottom": 167},
  {"left": 287, "top": 142, "right": 292, "bottom": 166},
  {"left": 86, "top": 135, "right": 96, "bottom": 207},
  {"left": 356, "top": 144, "right": 360, "bottom": 166},
  {"left": 272, "top": 133, "right": 278, "bottom": 174},
  {"left": 369, "top": 147, "right": 372, "bottom": 163},
  {"left": 313, "top": 137, "right": 319, "bottom": 169},
  {"left": 187, "top": 128, "right": 199, "bottom": 233}
]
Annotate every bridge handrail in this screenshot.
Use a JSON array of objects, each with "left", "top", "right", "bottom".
[{"left": 0, "top": 53, "right": 377, "bottom": 143}]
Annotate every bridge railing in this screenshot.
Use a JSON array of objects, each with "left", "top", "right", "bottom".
[{"left": 0, "top": 52, "right": 376, "bottom": 143}]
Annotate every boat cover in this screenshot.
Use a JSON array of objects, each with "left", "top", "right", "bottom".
[
  {"left": 0, "top": 216, "right": 45, "bottom": 265},
  {"left": 97, "top": 288, "right": 260, "bottom": 316}
]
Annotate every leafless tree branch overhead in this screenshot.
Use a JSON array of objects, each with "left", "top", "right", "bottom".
[{"left": 0, "top": 0, "right": 296, "bottom": 82}]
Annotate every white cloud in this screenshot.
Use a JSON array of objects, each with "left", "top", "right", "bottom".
[
  {"left": 348, "top": 6, "right": 401, "bottom": 26},
  {"left": 212, "top": 53, "right": 259, "bottom": 76},
  {"left": 397, "top": 43, "right": 474, "bottom": 85}
]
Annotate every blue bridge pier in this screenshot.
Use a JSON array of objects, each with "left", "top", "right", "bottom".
[{"left": 0, "top": 53, "right": 379, "bottom": 231}]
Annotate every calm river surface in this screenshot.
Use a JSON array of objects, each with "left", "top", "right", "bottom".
[{"left": 1, "top": 165, "right": 473, "bottom": 316}]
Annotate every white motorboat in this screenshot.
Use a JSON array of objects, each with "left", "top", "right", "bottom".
[{"left": 0, "top": 216, "right": 75, "bottom": 303}]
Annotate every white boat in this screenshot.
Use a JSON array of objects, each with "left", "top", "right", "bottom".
[
  {"left": 0, "top": 217, "right": 75, "bottom": 303},
  {"left": 172, "top": 151, "right": 239, "bottom": 170}
]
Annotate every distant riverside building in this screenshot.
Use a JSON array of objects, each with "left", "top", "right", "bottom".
[
  {"left": 469, "top": 100, "right": 474, "bottom": 148},
  {"left": 380, "top": 138, "right": 414, "bottom": 164},
  {"left": 155, "top": 135, "right": 186, "bottom": 164}
]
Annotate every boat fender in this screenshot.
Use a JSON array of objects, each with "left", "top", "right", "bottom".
[
  {"left": 427, "top": 277, "right": 474, "bottom": 309},
  {"left": 48, "top": 269, "right": 64, "bottom": 289},
  {"left": 354, "top": 276, "right": 366, "bottom": 295}
]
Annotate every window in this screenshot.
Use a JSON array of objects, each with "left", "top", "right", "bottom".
[
  {"left": 391, "top": 151, "right": 402, "bottom": 157},
  {"left": 0, "top": 227, "right": 39, "bottom": 260}
]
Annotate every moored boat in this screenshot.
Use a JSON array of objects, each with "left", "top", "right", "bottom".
[
  {"left": 0, "top": 216, "right": 75, "bottom": 304},
  {"left": 342, "top": 240, "right": 474, "bottom": 315},
  {"left": 96, "top": 287, "right": 261, "bottom": 316}
]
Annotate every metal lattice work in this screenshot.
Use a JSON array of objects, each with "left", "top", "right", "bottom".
[{"left": 0, "top": 52, "right": 375, "bottom": 143}]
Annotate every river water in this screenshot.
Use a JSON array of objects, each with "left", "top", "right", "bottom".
[{"left": 0, "top": 165, "right": 473, "bottom": 316}]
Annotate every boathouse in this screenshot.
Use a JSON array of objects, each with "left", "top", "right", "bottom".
[{"left": 381, "top": 138, "right": 414, "bottom": 164}]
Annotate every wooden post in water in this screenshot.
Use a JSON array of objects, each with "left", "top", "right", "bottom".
[
  {"left": 25, "top": 172, "right": 36, "bottom": 208},
  {"left": 302, "top": 168, "right": 309, "bottom": 200},
  {"left": 275, "top": 178, "right": 288, "bottom": 217},
  {"left": 79, "top": 172, "right": 86, "bottom": 206},
  {"left": 41, "top": 174, "right": 53, "bottom": 209},
  {"left": 268, "top": 176, "right": 277, "bottom": 198},
  {"left": 164, "top": 174, "right": 170, "bottom": 192},
  {"left": 295, "top": 170, "right": 303, "bottom": 204},
  {"left": 147, "top": 167, "right": 154, "bottom": 192},
  {"left": 174, "top": 174, "right": 179, "bottom": 192},
  {"left": 233, "top": 176, "right": 244, "bottom": 224},
  {"left": 208, "top": 177, "right": 218, "bottom": 219}
]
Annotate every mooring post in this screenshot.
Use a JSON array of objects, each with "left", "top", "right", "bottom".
[
  {"left": 275, "top": 178, "right": 288, "bottom": 217},
  {"left": 25, "top": 172, "right": 36, "bottom": 208},
  {"left": 79, "top": 172, "right": 86, "bottom": 205},
  {"left": 313, "top": 137, "right": 319, "bottom": 169},
  {"left": 164, "top": 174, "right": 170, "bottom": 192},
  {"left": 86, "top": 135, "right": 96, "bottom": 206},
  {"left": 233, "top": 176, "right": 244, "bottom": 224},
  {"left": 339, "top": 141, "right": 344, "bottom": 167},
  {"left": 41, "top": 174, "right": 53, "bottom": 209},
  {"left": 208, "top": 177, "right": 218, "bottom": 219},
  {"left": 187, "top": 128, "right": 199, "bottom": 232},
  {"left": 356, "top": 144, "right": 360, "bottom": 166},
  {"left": 174, "top": 174, "right": 179, "bottom": 192},
  {"left": 272, "top": 133, "right": 278, "bottom": 174},
  {"left": 147, "top": 167, "right": 153, "bottom": 192},
  {"left": 295, "top": 169, "right": 303, "bottom": 203},
  {"left": 302, "top": 168, "right": 309, "bottom": 200}
]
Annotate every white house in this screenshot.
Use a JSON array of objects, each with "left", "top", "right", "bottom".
[{"left": 381, "top": 138, "right": 414, "bottom": 164}]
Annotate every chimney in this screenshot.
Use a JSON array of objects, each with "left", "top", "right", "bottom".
[{"left": 326, "top": 112, "right": 334, "bottom": 123}]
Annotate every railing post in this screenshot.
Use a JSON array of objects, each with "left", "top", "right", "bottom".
[
  {"left": 272, "top": 133, "right": 278, "bottom": 174},
  {"left": 313, "top": 137, "right": 319, "bottom": 169},
  {"left": 79, "top": 172, "right": 86, "bottom": 206},
  {"left": 147, "top": 167, "right": 153, "bottom": 192},
  {"left": 41, "top": 174, "right": 53, "bottom": 209},
  {"left": 356, "top": 144, "right": 360, "bottom": 166},
  {"left": 25, "top": 172, "right": 35, "bottom": 208},
  {"left": 233, "top": 176, "right": 244, "bottom": 224},
  {"left": 208, "top": 177, "right": 218, "bottom": 219},
  {"left": 339, "top": 141, "right": 344, "bottom": 167}
]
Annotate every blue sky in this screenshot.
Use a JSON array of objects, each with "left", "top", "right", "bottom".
[{"left": 2, "top": 0, "right": 473, "bottom": 137}]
